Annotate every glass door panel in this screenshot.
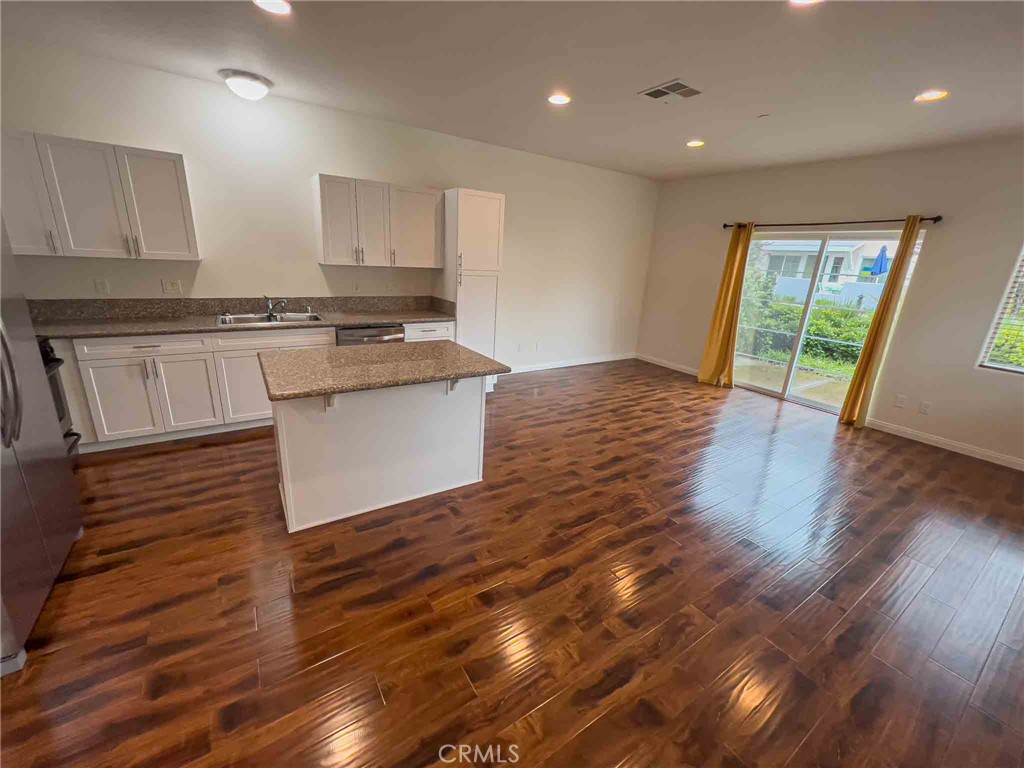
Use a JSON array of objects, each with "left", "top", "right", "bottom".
[
  {"left": 734, "top": 237, "right": 823, "bottom": 394},
  {"left": 788, "top": 236, "right": 902, "bottom": 411}
]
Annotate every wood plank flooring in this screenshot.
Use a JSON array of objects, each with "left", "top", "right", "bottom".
[{"left": 2, "top": 359, "right": 1022, "bottom": 768}]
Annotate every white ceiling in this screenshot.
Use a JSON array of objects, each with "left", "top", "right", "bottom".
[{"left": 3, "top": 1, "right": 1022, "bottom": 180}]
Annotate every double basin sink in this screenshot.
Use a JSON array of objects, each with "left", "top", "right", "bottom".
[{"left": 217, "top": 312, "right": 323, "bottom": 326}]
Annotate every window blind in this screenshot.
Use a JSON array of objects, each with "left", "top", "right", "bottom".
[{"left": 981, "top": 251, "right": 1024, "bottom": 373}]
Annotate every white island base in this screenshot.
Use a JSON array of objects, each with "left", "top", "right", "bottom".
[{"left": 273, "top": 376, "right": 486, "bottom": 532}]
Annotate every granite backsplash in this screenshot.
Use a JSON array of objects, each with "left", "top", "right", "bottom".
[{"left": 29, "top": 295, "right": 456, "bottom": 323}]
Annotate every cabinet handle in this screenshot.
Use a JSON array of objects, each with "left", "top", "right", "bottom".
[
  {"left": 124, "top": 235, "right": 133, "bottom": 257},
  {"left": 391, "top": 248, "right": 396, "bottom": 266},
  {"left": 133, "top": 235, "right": 142, "bottom": 259},
  {"left": 360, "top": 246, "right": 365, "bottom": 264},
  {"left": 143, "top": 359, "right": 150, "bottom": 380},
  {"left": 47, "top": 229, "right": 59, "bottom": 254},
  {"left": 152, "top": 359, "right": 159, "bottom": 380}
]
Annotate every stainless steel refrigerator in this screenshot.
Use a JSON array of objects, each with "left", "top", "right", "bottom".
[{"left": 1, "top": 226, "right": 82, "bottom": 676}]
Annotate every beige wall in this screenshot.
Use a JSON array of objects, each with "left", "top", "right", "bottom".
[
  {"left": 638, "top": 134, "right": 1024, "bottom": 467},
  {"left": 2, "top": 42, "right": 658, "bottom": 371}
]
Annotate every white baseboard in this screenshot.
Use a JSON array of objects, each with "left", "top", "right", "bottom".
[
  {"left": 634, "top": 353, "right": 699, "bottom": 377},
  {"left": 865, "top": 418, "right": 1023, "bottom": 471},
  {"left": 508, "top": 352, "right": 635, "bottom": 374},
  {"left": 79, "top": 419, "right": 273, "bottom": 454}
]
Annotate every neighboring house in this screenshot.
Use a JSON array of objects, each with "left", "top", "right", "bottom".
[{"left": 764, "top": 239, "right": 894, "bottom": 303}]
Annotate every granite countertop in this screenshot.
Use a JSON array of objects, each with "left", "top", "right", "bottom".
[
  {"left": 32, "top": 310, "right": 455, "bottom": 339},
  {"left": 259, "top": 340, "right": 511, "bottom": 401}
]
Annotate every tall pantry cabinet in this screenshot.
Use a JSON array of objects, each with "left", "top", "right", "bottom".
[{"left": 441, "top": 188, "right": 504, "bottom": 392}]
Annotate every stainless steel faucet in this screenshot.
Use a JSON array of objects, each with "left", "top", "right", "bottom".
[{"left": 263, "top": 295, "right": 288, "bottom": 316}]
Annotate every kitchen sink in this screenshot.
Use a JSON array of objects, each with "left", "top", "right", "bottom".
[{"left": 217, "top": 312, "right": 322, "bottom": 326}]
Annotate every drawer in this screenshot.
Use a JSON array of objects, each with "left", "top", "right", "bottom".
[
  {"left": 404, "top": 322, "right": 454, "bottom": 342},
  {"left": 209, "top": 329, "right": 335, "bottom": 351},
  {"left": 74, "top": 334, "right": 212, "bottom": 361}
]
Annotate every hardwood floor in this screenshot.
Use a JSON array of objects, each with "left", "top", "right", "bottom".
[{"left": 2, "top": 359, "right": 1022, "bottom": 768}]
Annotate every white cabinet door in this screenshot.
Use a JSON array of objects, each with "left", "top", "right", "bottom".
[
  {"left": 80, "top": 358, "right": 164, "bottom": 441},
  {"left": 355, "top": 179, "right": 390, "bottom": 267},
  {"left": 115, "top": 146, "right": 199, "bottom": 261},
  {"left": 214, "top": 350, "right": 273, "bottom": 423},
  {"left": 152, "top": 353, "right": 223, "bottom": 432},
  {"left": 457, "top": 189, "right": 504, "bottom": 271},
  {"left": 457, "top": 273, "right": 499, "bottom": 358},
  {"left": 389, "top": 185, "right": 441, "bottom": 268},
  {"left": 315, "top": 174, "right": 359, "bottom": 265},
  {"left": 35, "top": 135, "right": 133, "bottom": 259},
  {"left": 1, "top": 130, "right": 61, "bottom": 256}
]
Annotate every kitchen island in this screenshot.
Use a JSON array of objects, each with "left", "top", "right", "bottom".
[{"left": 259, "top": 340, "right": 510, "bottom": 532}]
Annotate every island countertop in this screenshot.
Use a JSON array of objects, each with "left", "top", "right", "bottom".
[{"left": 258, "top": 340, "right": 511, "bottom": 401}]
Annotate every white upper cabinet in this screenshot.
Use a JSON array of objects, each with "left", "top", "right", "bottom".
[
  {"left": 35, "top": 134, "right": 134, "bottom": 259},
  {"left": 114, "top": 146, "right": 199, "bottom": 261},
  {"left": 314, "top": 174, "right": 441, "bottom": 268},
  {"left": 355, "top": 179, "right": 390, "bottom": 267},
  {"left": 1, "top": 129, "right": 61, "bottom": 256},
  {"left": 1, "top": 132, "right": 200, "bottom": 261},
  {"left": 315, "top": 174, "right": 359, "bottom": 265},
  {"left": 389, "top": 185, "right": 442, "bottom": 268},
  {"left": 448, "top": 188, "right": 504, "bottom": 272}
]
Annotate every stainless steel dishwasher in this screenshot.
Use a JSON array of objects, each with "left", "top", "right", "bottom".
[{"left": 335, "top": 325, "right": 405, "bottom": 346}]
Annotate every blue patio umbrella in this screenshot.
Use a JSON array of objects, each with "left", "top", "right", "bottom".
[{"left": 869, "top": 245, "right": 890, "bottom": 276}]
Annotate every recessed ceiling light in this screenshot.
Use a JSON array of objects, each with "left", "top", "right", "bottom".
[
  {"left": 219, "top": 69, "right": 274, "bottom": 101},
  {"left": 686, "top": 139, "right": 705, "bottom": 148},
  {"left": 914, "top": 88, "right": 949, "bottom": 103},
  {"left": 790, "top": 0, "right": 823, "bottom": 5},
  {"left": 548, "top": 93, "right": 571, "bottom": 106},
  {"left": 253, "top": 0, "right": 291, "bottom": 15}
]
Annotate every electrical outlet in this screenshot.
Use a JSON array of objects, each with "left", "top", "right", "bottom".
[
  {"left": 894, "top": 394, "right": 908, "bottom": 408},
  {"left": 352, "top": 281, "right": 360, "bottom": 293},
  {"left": 387, "top": 282, "right": 397, "bottom": 295},
  {"left": 161, "top": 279, "right": 182, "bottom": 295},
  {"left": 919, "top": 401, "right": 933, "bottom": 415},
  {"left": 93, "top": 279, "right": 110, "bottom": 295},
  {"left": 535, "top": 341, "right": 541, "bottom": 353}
]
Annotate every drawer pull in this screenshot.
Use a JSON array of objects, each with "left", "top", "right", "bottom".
[{"left": 132, "top": 345, "right": 160, "bottom": 349}]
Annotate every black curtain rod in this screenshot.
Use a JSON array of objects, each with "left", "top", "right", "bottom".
[{"left": 722, "top": 215, "right": 942, "bottom": 230}]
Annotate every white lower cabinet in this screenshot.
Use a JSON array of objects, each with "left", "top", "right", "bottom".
[
  {"left": 153, "top": 353, "right": 223, "bottom": 431},
  {"left": 74, "top": 328, "right": 334, "bottom": 446},
  {"left": 214, "top": 350, "right": 273, "bottom": 423},
  {"left": 80, "top": 357, "right": 165, "bottom": 441}
]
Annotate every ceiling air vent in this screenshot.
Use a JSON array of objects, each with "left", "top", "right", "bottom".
[{"left": 640, "top": 79, "right": 702, "bottom": 102}]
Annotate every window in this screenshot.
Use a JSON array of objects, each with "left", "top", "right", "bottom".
[
  {"left": 828, "top": 256, "right": 844, "bottom": 283},
  {"left": 980, "top": 252, "right": 1024, "bottom": 374}
]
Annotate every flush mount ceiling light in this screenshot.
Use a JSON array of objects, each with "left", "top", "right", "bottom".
[
  {"left": 686, "top": 139, "right": 705, "bottom": 148},
  {"left": 219, "top": 69, "right": 274, "bottom": 101},
  {"left": 790, "top": 0, "right": 824, "bottom": 5},
  {"left": 547, "top": 93, "right": 571, "bottom": 105},
  {"left": 253, "top": 0, "right": 291, "bottom": 15},
  {"left": 914, "top": 88, "right": 950, "bottom": 103}
]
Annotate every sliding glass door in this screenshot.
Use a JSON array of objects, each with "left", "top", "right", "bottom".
[{"left": 734, "top": 230, "right": 921, "bottom": 412}]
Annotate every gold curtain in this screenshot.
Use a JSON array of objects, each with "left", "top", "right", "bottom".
[
  {"left": 839, "top": 215, "right": 922, "bottom": 427},
  {"left": 697, "top": 223, "right": 755, "bottom": 387}
]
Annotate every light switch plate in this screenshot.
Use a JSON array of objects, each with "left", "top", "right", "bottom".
[
  {"left": 894, "top": 394, "right": 907, "bottom": 408},
  {"left": 93, "top": 278, "right": 110, "bottom": 295}
]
